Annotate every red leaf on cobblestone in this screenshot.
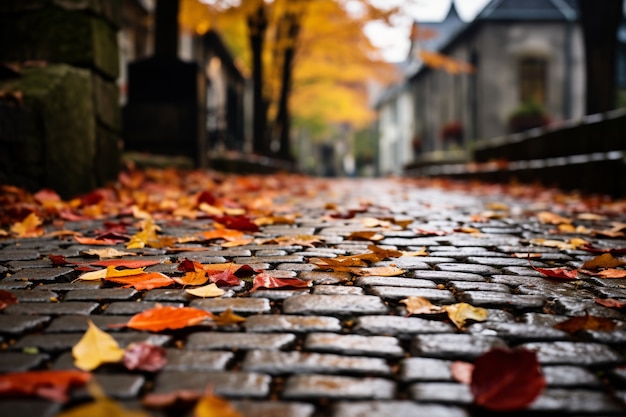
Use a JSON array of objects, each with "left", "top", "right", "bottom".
[
  {"left": 554, "top": 313, "right": 615, "bottom": 334},
  {"left": 531, "top": 264, "right": 578, "bottom": 280},
  {"left": 124, "top": 306, "right": 215, "bottom": 331},
  {"left": 123, "top": 342, "right": 167, "bottom": 372},
  {"left": 0, "top": 289, "right": 18, "bottom": 311},
  {"left": 0, "top": 370, "right": 91, "bottom": 403},
  {"left": 595, "top": 297, "right": 626, "bottom": 309},
  {"left": 208, "top": 265, "right": 242, "bottom": 286},
  {"left": 212, "top": 215, "right": 259, "bottom": 232},
  {"left": 250, "top": 273, "right": 311, "bottom": 292},
  {"left": 471, "top": 348, "right": 545, "bottom": 411},
  {"left": 90, "top": 259, "right": 161, "bottom": 268},
  {"left": 49, "top": 254, "right": 71, "bottom": 266},
  {"left": 106, "top": 272, "right": 175, "bottom": 290}
]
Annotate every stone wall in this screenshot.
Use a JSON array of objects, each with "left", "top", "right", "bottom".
[{"left": 0, "top": 0, "right": 121, "bottom": 198}]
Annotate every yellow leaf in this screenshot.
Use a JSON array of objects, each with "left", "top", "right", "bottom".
[
  {"left": 350, "top": 266, "right": 404, "bottom": 276},
  {"left": 186, "top": 283, "right": 226, "bottom": 298},
  {"left": 193, "top": 391, "right": 242, "bottom": 417},
  {"left": 400, "top": 296, "right": 442, "bottom": 315},
  {"left": 536, "top": 211, "right": 572, "bottom": 225},
  {"left": 83, "top": 248, "right": 135, "bottom": 259},
  {"left": 78, "top": 268, "right": 108, "bottom": 281},
  {"left": 10, "top": 212, "right": 44, "bottom": 238},
  {"left": 402, "top": 246, "right": 428, "bottom": 257},
  {"left": 106, "top": 266, "right": 145, "bottom": 278},
  {"left": 213, "top": 308, "right": 246, "bottom": 326},
  {"left": 72, "top": 321, "right": 124, "bottom": 371},
  {"left": 442, "top": 303, "right": 488, "bottom": 329},
  {"left": 57, "top": 381, "right": 149, "bottom": 417}
]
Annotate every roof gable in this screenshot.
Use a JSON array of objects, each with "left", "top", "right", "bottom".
[{"left": 477, "top": 0, "right": 578, "bottom": 21}]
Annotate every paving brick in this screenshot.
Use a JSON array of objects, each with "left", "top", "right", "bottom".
[
  {"left": 579, "top": 329, "right": 626, "bottom": 345},
  {"left": 298, "top": 271, "right": 351, "bottom": 285},
  {"left": 243, "top": 350, "right": 390, "bottom": 375},
  {"left": 75, "top": 374, "right": 145, "bottom": 400},
  {"left": 187, "top": 332, "right": 296, "bottom": 350},
  {"left": 44, "top": 315, "right": 130, "bottom": 333},
  {"left": 232, "top": 401, "right": 315, "bottom": 417},
  {"left": 12, "top": 333, "right": 82, "bottom": 352},
  {"left": 370, "top": 286, "right": 456, "bottom": 304},
  {"left": 0, "top": 352, "right": 49, "bottom": 372},
  {"left": 459, "top": 291, "right": 546, "bottom": 309},
  {"left": 234, "top": 255, "right": 304, "bottom": 264},
  {"left": 4, "top": 301, "right": 99, "bottom": 316},
  {"left": 399, "top": 357, "right": 454, "bottom": 382},
  {"left": 142, "top": 289, "right": 193, "bottom": 302},
  {"left": 0, "top": 399, "right": 60, "bottom": 417},
  {"left": 520, "top": 341, "right": 623, "bottom": 365},
  {"left": 409, "top": 382, "right": 472, "bottom": 404},
  {"left": 6, "top": 289, "right": 58, "bottom": 302},
  {"left": 466, "top": 256, "right": 546, "bottom": 267},
  {"left": 372, "top": 259, "right": 431, "bottom": 269},
  {"left": 5, "top": 267, "right": 75, "bottom": 282},
  {"left": 250, "top": 288, "right": 310, "bottom": 300},
  {"left": 0, "top": 315, "right": 50, "bottom": 335},
  {"left": 543, "top": 366, "right": 602, "bottom": 387},
  {"left": 448, "top": 281, "right": 510, "bottom": 292},
  {"left": 153, "top": 371, "right": 270, "bottom": 398},
  {"left": 353, "top": 315, "right": 453, "bottom": 337},
  {"left": 468, "top": 322, "right": 570, "bottom": 342},
  {"left": 103, "top": 301, "right": 183, "bottom": 315},
  {"left": 312, "top": 285, "right": 363, "bottom": 295},
  {"left": 304, "top": 332, "right": 403, "bottom": 358},
  {"left": 244, "top": 314, "right": 342, "bottom": 333},
  {"left": 0, "top": 249, "right": 41, "bottom": 261},
  {"left": 529, "top": 388, "right": 626, "bottom": 414},
  {"left": 277, "top": 263, "right": 318, "bottom": 272},
  {"left": 412, "top": 270, "right": 485, "bottom": 282},
  {"left": 63, "top": 288, "right": 138, "bottom": 301},
  {"left": 0, "top": 280, "right": 31, "bottom": 289},
  {"left": 7, "top": 259, "right": 55, "bottom": 270},
  {"left": 35, "top": 281, "right": 102, "bottom": 291},
  {"left": 549, "top": 297, "right": 626, "bottom": 320},
  {"left": 164, "top": 349, "right": 234, "bottom": 371},
  {"left": 436, "top": 263, "right": 500, "bottom": 275},
  {"left": 411, "top": 334, "right": 507, "bottom": 360},
  {"left": 331, "top": 401, "right": 470, "bottom": 417},
  {"left": 282, "top": 375, "right": 395, "bottom": 400},
  {"left": 191, "top": 297, "right": 271, "bottom": 314},
  {"left": 283, "top": 294, "right": 388, "bottom": 316},
  {"left": 355, "top": 277, "right": 436, "bottom": 288}
]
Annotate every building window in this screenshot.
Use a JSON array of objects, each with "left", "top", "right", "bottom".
[{"left": 519, "top": 57, "right": 547, "bottom": 104}]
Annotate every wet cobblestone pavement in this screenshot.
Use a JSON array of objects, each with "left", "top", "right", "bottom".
[{"left": 1, "top": 174, "right": 626, "bottom": 416}]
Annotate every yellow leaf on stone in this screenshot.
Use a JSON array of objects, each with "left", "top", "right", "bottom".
[
  {"left": 193, "top": 391, "right": 242, "bottom": 417},
  {"left": 83, "top": 248, "right": 134, "bottom": 259},
  {"left": 10, "top": 212, "right": 44, "bottom": 238},
  {"left": 536, "top": 211, "right": 572, "bottom": 225},
  {"left": 213, "top": 308, "right": 247, "bottom": 326},
  {"left": 442, "top": 303, "right": 488, "bottom": 329},
  {"left": 78, "top": 268, "right": 108, "bottom": 281},
  {"left": 106, "top": 266, "right": 145, "bottom": 278},
  {"left": 350, "top": 266, "right": 404, "bottom": 276},
  {"left": 72, "top": 320, "right": 124, "bottom": 371},
  {"left": 402, "top": 246, "right": 428, "bottom": 257},
  {"left": 400, "top": 296, "right": 442, "bottom": 315},
  {"left": 185, "top": 283, "right": 225, "bottom": 298}
]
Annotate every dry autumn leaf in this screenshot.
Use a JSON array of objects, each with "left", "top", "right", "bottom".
[
  {"left": 82, "top": 248, "right": 135, "bottom": 259},
  {"left": 123, "top": 342, "right": 167, "bottom": 372},
  {"left": 536, "top": 211, "right": 572, "bottom": 225},
  {"left": 594, "top": 269, "right": 626, "bottom": 279},
  {"left": 123, "top": 306, "right": 215, "bottom": 332},
  {"left": 78, "top": 268, "right": 108, "bottom": 281},
  {"left": 581, "top": 253, "right": 626, "bottom": 270},
  {"left": 400, "top": 296, "right": 442, "bottom": 315},
  {"left": 554, "top": 313, "right": 615, "bottom": 334},
  {"left": 0, "top": 370, "right": 91, "bottom": 403},
  {"left": 193, "top": 390, "right": 242, "bottom": 417},
  {"left": 594, "top": 297, "right": 626, "bottom": 309},
  {"left": 10, "top": 212, "right": 44, "bottom": 238},
  {"left": 186, "top": 283, "right": 225, "bottom": 298},
  {"left": 443, "top": 303, "right": 488, "bottom": 329},
  {"left": 213, "top": 308, "right": 247, "bottom": 326},
  {"left": 350, "top": 266, "right": 404, "bottom": 277},
  {"left": 249, "top": 273, "right": 311, "bottom": 292},
  {"left": 530, "top": 237, "right": 589, "bottom": 250},
  {"left": 0, "top": 289, "right": 18, "bottom": 311},
  {"left": 471, "top": 348, "right": 545, "bottom": 411},
  {"left": 346, "top": 231, "right": 384, "bottom": 241},
  {"left": 72, "top": 320, "right": 125, "bottom": 371},
  {"left": 106, "top": 272, "right": 175, "bottom": 291}
]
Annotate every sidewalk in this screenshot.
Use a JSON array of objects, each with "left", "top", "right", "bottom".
[{"left": 0, "top": 173, "right": 625, "bottom": 417}]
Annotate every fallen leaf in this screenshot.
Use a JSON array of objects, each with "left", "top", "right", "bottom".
[
  {"left": 213, "top": 308, "right": 247, "bottom": 326},
  {"left": 208, "top": 265, "right": 243, "bottom": 286},
  {"left": 142, "top": 389, "right": 202, "bottom": 408},
  {"left": 577, "top": 213, "right": 606, "bottom": 221},
  {"left": 350, "top": 266, "right": 404, "bottom": 276},
  {"left": 400, "top": 296, "right": 442, "bottom": 315},
  {"left": 213, "top": 215, "right": 259, "bottom": 232},
  {"left": 78, "top": 268, "right": 107, "bottom": 281},
  {"left": 249, "top": 273, "right": 311, "bottom": 292},
  {"left": 471, "top": 348, "right": 545, "bottom": 411},
  {"left": 595, "top": 268, "right": 626, "bottom": 278},
  {"left": 346, "top": 231, "right": 384, "bottom": 241},
  {"left": 530, "top": 259, "right": 579, "bottom": 280},
  {"left": 443, "top": 303, "right": 488, "bottom": 329},
  {"left": 401, "top": 246, "right": 429, "bottom": 257},
  {"left": 10, "top": 212, "right": 44, "bottom": 238},
  {"left": 554, "top": 313, "right": 615, "bottom": 334},
  {"left": 581, "top": 244, "right": 626, "bottom": 255},
  {"left": 106, "top": 272, "right": 175, "bottom": 291},
  {"left": 310, "top": 257, "right": 368, "bottom": 270},
  {"left": 269, "top": 234, "right": 324, "bottom": 247},
  {"left": 105, "top": 266, "right": 145, "bottom": 278},
  {"left": 581, "top": 253, "right": 626, "bottom": 270},
  {"left": 127, "top": 218, "right": 161, "bottom": 249},
  {"left": 0, "top": 370, "right": 91, "bottom": 403},
  {"left": 124, "top": 306, "right": 215, "bottom": 332},
  {"left": 72, "top": 320, "right": 125, "bottom": 371},
  {"left": 450, "top": 361, "right": 474, "bottom": 384},
  {"left": 536, "top": 211, "right": 572, "bottom": 225},
  {"left": 594, "top": 297, "right": 626, "bottom": 309},
  {"left": 123, "top": 342, "right": 167, "bottom": 372},
  {"left": 74, "top": 236, "right": 120, "bottom": 245},
  {"left": 186, "top": 283, "right": 225, "bottom": 298},
  {"left": 91, "top": 259, "right": 161, "bottom": 268},
  {"left": 200, "top": 228, "right": 244, "bottom": 241},
  {"left": 0, "top": 289, "right": 18, "bottom": 311},
  {"left": 530, "top": 238, "right": 589, "bottom": 250},
  {"left": 82, "top": 248, "right": 135, "bottom": 259},
  {"left": 253, "top": 215, "right": 295, "bottom": 226},
  {"left": 193, "top": 390, "right": 242, "bottom": 417},
  {"left": 175, "top": 271, "right": 210, "bottom": 286}
]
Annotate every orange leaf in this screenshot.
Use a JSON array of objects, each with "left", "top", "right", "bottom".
[
  {"left": 74, "top": 236, "right": 119, "bottom": 245},
  {"left": 471, "top": 348, "right": 545, "bottom": 411},
  {"left": 0, "top": 370, "right": 91, "bottom": 403},
  {"left": 249, "top": 273, "right": 311, "bottom": 292},
  {"left": 536, "top": 211, "right": 572, "bottom": 225},
  {"left": 346, "top": 231, "right": 384, "bottom": 241},
  {"left": 174, "top": 271, "right": 210, "bottom": 286},
  {"left": 106, "top": 272, "right": 175, "bottom": 290},
  {"left": 105, "top": 266, "right": 145, "bottom": 278},
  {"left": 193, "top": 390, "right": 242, "bottom": 417},
  {"left": 349, "top": 266, "right": 404, "bottom": 276},
  {"left": 581, "top": 253, "right": 626, "bottom": 270},
  {"left": 595, "top": 268, "right": 626, "bottom": 278},
  {"left": 124, "top": 306, "right": 215, "bottom": 332},
  {"left": 10, "top": 212, "right": 44, "bottom": 238},
  {"left": 91, "top": 259, "right": 161, "bottom": 268},
  {"left": 554, "top": 313, "right": 615, "bottom": 334},
  {"left": 200, "top": 228, "right": 244, "bottom": 241},
  {"left": 594, "top": 297, "right": 626, "bottom": 309},
  {"left": 0, "top": 289, "right": 18, "bottom": 311}
]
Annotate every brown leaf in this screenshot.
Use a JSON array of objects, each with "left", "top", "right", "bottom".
[
  {"left": 123, "top": 306, "right": 215, "bottom": 332},
  {"left": 123, "top": 342, "right": 167, "bottom": 372},
  {"left": 471, "top": 348, "right": 545, "bottom": 411},
  {"left": 349, "top": 266, "right": 404, "bottom": 276},
  {"left": 536, "top": 211, "right": 572, "bottom": 225},
  {"left": 0, "top": 289, "right": 18, "bottom": 311},
  {"left": 554, "top": 313, "right": 615, "bottom": 334},
  {"left": 213, "top": 308, "right": 247, "bottom": 326},
  {"left": 142, "top": 389, "right": 202, "bottom": 409},
  {"left": 0, "top": 370, "right": 91, "bottom": 403},
  {"left": 581, "top": 253, "right": 626, "bottom": 270},
  {"left": 400, "top": 296, "right": 442, "bottom": 315},
  {"left": 346, "top": 231, "right": 384, "bottom": 241},
  {"left": 594, "top": 297, "right": 626, "bottom": 309}
]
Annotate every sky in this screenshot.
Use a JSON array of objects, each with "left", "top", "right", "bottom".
[{"left": 364, "top": 0, "right": 492, "bottom": 62}]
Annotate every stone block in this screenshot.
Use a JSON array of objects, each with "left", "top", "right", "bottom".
[
  {"left": 93, "top": 75, "right": 121, "bottom": 130},
  {"left": 0, "top": 6, "right": 119, "bottom": 79}
]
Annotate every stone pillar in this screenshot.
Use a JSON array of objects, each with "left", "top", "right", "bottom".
[{"left": 0, "top": 0, "right": 122, "bottom": 198}]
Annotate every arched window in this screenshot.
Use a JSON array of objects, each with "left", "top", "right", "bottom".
[{"left": 518, "top": 57, "right": 547, "bottom": 104}]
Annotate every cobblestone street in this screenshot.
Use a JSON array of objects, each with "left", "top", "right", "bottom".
[{"left": 1, "top": 174, "right": 626, "bottom": 417}]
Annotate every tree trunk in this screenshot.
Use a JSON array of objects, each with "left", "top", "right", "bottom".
[
  {"left": 247, "top": 3, "right": 269, "bottom": 155},
  {"left": 578, "top": 0, "right": 622, "bottom": 115},
  {"left": 273, "top": 12, "right": 300, "bottom": 161}
]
